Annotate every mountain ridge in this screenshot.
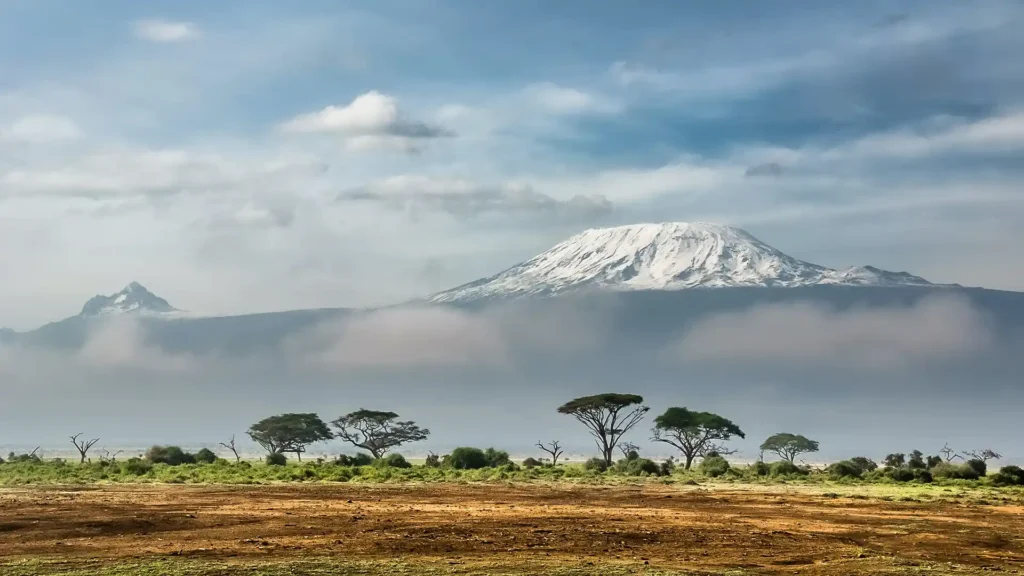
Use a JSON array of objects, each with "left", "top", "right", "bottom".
[{"left": 428, "top": 222, "right": 945, "bottom": 303}]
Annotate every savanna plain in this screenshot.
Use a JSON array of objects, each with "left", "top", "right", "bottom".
[{"left": 1, "top": 471, "right": 1022, "bottom": 576}]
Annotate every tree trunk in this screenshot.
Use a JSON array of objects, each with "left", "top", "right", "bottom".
[
  {"left": 684, "top": 454, "right": 694, "bottom": 470},
  {"left": 296, "top": 451, "right": 302, "bottom": 462},
  {"left": 80, "top": 454, "right": 86, "bottom": 464}
]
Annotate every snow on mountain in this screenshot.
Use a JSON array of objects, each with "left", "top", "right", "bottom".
[
  {"left": 429, "top": 222, "right": 937, "bottom": 302},
  {"left": 79, "top": 282, "right": 181, "bottom": 318}
]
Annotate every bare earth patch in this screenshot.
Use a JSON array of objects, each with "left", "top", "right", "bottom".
[{"left": 0, "top": 483, "right": 1022, "bottom": 575}]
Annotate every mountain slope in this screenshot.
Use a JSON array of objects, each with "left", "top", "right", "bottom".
[
  {"left": 79, "top": 281, "right": 180, "bottom": 317},
  {"left": 429, "top": 222, "right": 939, "bottom": 302}
]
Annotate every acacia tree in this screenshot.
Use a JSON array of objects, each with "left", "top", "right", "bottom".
[
  {"left": 558, "top": 393, "right": 649, "bottom": 466},
  {"left": 651, "top": 407, "right": 745, "bottom": 470},
  {"left": 99, "top": 448, "right": 124, "bottom": 463},
  {"left": 619, "top": 442, "right": 641, "bottom": 459},
  {"left": 536, "top": 440, "right": 564, "bottom": 466},
  {"left": 883, "top": 453, "right": 906, "bottom": 468},
  {"left": 219, "top": 435, "right": 241, "bottom": 463},
  {"left": 247, "top": 413, "right": 332, "bottom": 461},
  {"left": 760, "top": 433, "right": 819, "bottom": 463},
  {"left": 70, "top": 433, "right": 100, "bottom": 463},
  {"left": 964, "top": 449, "right": 1002, "bottom": 463},
  {"left": 330, "top": 409, "right": 429, "bottom": 459}
]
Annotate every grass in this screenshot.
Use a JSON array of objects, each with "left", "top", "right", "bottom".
[
  {"left": 0, "top": 558, "right": 701, "bottom": 576},
  {"left": 1, "top": 459, "right": 1022, "bottom": 496},
  {"left": 1, "top": 556, "right": 1004, "bottom": 576}
]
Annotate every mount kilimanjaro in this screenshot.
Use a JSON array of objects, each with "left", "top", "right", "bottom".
[
  {"left": 3, "top": 222, "right": 1021, "bottom": 355},
  {"left": 428, "top": 222, "right": 942, "bottom": 303}
]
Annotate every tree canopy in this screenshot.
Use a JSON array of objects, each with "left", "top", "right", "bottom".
[
  {"left": 330, "top": 409, "right": 429, "bottom": 459},
  {"left": 652, "top": 407, "right": 745, "bottom": 469},
  {"left": 760, "top": 433, "right": 819, "bottom": 463},
  {"left": 558, "top": 393, "right": 649, "bottom": 465},
  {"left": 247, "top": 413, "right": 333, "bottom": 461}
]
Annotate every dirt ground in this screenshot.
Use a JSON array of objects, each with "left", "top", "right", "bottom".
[{"left": 1, "top": 483, "right": 1022, "bottom": 575}]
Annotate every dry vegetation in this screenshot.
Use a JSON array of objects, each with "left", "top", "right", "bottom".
[{"left": 1, "top": 482, "right": 1022, "bottom": 575}]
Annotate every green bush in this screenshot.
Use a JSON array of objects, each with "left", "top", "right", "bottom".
[
  {"left": 964, "top": 459, "right": 987, "bottom": 477},
  {"left": 826, "top": 460, "right": 863, "bottom": 479},
  {"left": 6, "top": 451, "right": 42, "bottom": 464},
  {"left": 379, "top": 453, "right": 412, "bottom": 469},
  {"left": 121, "top": 457, "right": 153, "bottom": 476},
  {"left": 447, "top": 447, "right": 489, "bottom": 470},
  {"left": 884, "top": 466, "right": 933, "bottom": 483},
  {"left": 697, "top": 455, "right": 731, "bottom": 477},
  {"left": 424, "top": 453, "right": 441, "bottom": 468},
  {"left": 769, "top": 461, "right": 807, "bottom": 476},
  {"left": 991, "top": 465, "right": 1024, "bottom": 486},
  {"left": 522, "top": 457, "right": 543, "bottom": 468},
  {"left": 614, "top": 457, "right": 660, "bottom": 476},
  {"left": 930, "top": 462, "right": 980, "bottom": 481},
  {"left": 583, "top": 457, "right": 609, "bottom": 472},
  {"left": 335, "top": 453, "right": 373, "bottom": 466},
  {"left": 907, "top": 450, "right": 927, "bottom": 470},
  {"left": 849, "top": 457, "right": 878, "bottom": 473},
  {"left": 266, "top": 453, "right": 287, "bottom": 466},
  {"left": 884, "top": 467, "right": 915, "bottom": 482},
  {"left": 659, "top": 459, "right": 676, "bottom": 476},
  {"left": 751, "top": 461, "right": 770, "bottom": 476},
  {"left": 145, "top": 446, "right": 196, "bottom": 466},
  {"left": 194, "top": 448, "right": 217, "bottom": 464},
  {"left": 484, "top": 448, "right": 511, "bottom": 467}
]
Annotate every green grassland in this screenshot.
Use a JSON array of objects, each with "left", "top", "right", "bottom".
[{"left": 1, "top": 458, "right": 1022, "bottom": 501}]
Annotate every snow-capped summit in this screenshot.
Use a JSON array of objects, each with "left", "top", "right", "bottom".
[
  {"left": 79, "top": 281, "right": 180, "bottom": 318},
  {"left": 428, "top": 222, "right": 937, "bottom": 302}
]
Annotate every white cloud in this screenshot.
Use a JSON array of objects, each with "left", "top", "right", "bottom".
[
  {"left": 530, "top": 159, "right": 738, "bottom": 203},
  {"left": 672, "top": 295, "right": 993, "bottom": 369},
  {"left": 526, "top": 83, "right": 617, "bottom": 114},
  {"left": 831, "top": 111, "right": 1024, "bottom": 161},
  {"left": 608, "top": 8, "right": 1008, "bottom": 102},
  {"left": 280, "top": 91, "right": 451, "bottom": 153},
  {"left": 0, "top": 146, "right": 325, "bottom": 199},
  {"left": 1, "top": 115, "right": 82, "bottom": 143},
  {"left": 77, "top": 317, "right": 194, "bottom": 371},
  {"left": 297, "top": 307, "right": 509, "bottom": 369},
  {"left": 133, "top": 19, "right": 198, "bottom": 43},
  {"left": 340, "top": 174, "right": 612, "bottom": 221},
  {"left": 735, "top": 111, "right": 1024, "bottom": 169}
]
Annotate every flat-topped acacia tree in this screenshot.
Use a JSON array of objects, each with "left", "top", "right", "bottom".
[
  {"left": 651, "top": 407, "right": 745, "bottom": 470},
  {"left": 558, "top": 393, "right": 649, "bottom": 466},
  {"left": 330, "top": 409, "right": 429, "bottom": 459},
  {"left": 247, "top": 413, "right": 333, "bottom": 462},
  {"left": 760, "top": 433, "right": 819, "bottom": 463}
]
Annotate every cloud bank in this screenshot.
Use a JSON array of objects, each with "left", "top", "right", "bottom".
[
  {"left": 339, "top": 175, "right": 612, "bottom": 222},
  {"left": 672, "top": 295, "right": 993, "bottom": 368}
]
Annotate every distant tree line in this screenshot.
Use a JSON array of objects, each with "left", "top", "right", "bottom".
[{"left": 2, "top": 391, "right": 1020, "bottom": 487}]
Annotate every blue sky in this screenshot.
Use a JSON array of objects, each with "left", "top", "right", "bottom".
[{"left": 1, "top": 0, "right": 1023, "bottom": 328}]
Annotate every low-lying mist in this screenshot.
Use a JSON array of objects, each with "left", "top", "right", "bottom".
[{"left": 2, "top": 287, "right": 1022, "bottom": 462}]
